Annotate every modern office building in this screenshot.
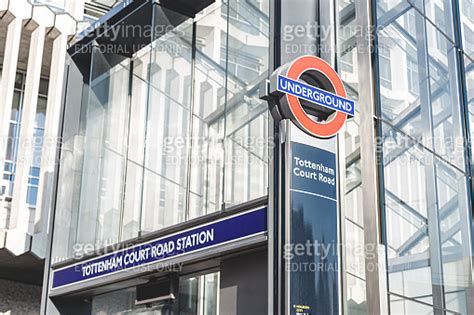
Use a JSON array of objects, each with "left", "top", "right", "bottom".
[
  {"left": 0, "top": 0, "right": 123, "bottom": 313},
  {"left": 42, "top": 0, "right": 473, "bottom": 314}
]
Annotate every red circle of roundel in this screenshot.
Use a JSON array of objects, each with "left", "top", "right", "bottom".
[{"left": 285, "top": 55, "right": 347, "bottom": 138}]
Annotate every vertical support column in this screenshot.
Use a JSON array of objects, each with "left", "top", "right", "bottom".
[
  {"left": 319, "top": 0, "right": 336, "bottom": 66},
  {"left": 9, "top": 25, "right": 46, "bottom": 227},
  {"left": 356, "top": 0, "right": 389, "bottom": 314},
  {"left": 0, "top": 18, "right": 23, "bottom": 196},
  {"left": 414, "top": 8, "right": 446, "bottom": 314},
  {"left": 266, "top": 0, "right": 282, "bottom": 313},
  {"left": 452, "top": 2, "right": 474, "bottom": 314},
  {"left": 6, "top": 23, "right": 47, "bottom": 255},
  {"left": 32, "top": 34, "right": 68, "bottom": 257}
]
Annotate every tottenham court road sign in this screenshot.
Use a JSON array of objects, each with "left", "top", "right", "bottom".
[{"left": 276, "top": 55, "right": 354, "bottom": 138}]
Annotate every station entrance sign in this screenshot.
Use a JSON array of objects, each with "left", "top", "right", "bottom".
[
  {"left": 273, "top": 55, "right": 354, "bottom": 138},
  {"left": 263, "top": 55, "right": 354, "bottom": 315}
]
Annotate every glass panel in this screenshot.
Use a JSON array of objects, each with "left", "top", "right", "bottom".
[
  {"left": 459, "top": 0, "right": 474, "bottom": 58},
  {"left": 419, "top": 0, "right": 454, "bottom": 41},
  {"left": 224, "top": 106, "right": 269, "bottom": 207},
  {"left": 5, "top": 124, "right": 18, "bottom": 163},
  {"left": 426, "top": 22, "right": 464, "bottom": 169},
  {"left": 14, "top": 72, "right": 24, "bottom": 90},
  {"left": 346, "top": 273, "right": 367, "bottom": 314},
  {"left": 345, "top": 219, "right": 365, "bottom": 279},
  {"left": 376, "top": 0, "right": 405, "bottom": 13},
  {"left": 140, "top": 14, "right": 193, "bottom": 233},
  {"left": 39, "top": 78, "right": 49, "bottom": 96},
  {"left": 377, "top": 8, "right": 424, "bottom": 141},
  {"left": 188, "top": 116, "right": 223, "bottom": 218},
  {"left": 223, "top": 0, "right": 269, "bottom": 207},
  {"left": 35, "top": 96, "right": 47, "bottom": 129},
  {"left": 142, "top": 173, "right": 186, "bottom": 232},
  {"left": 382, "top": 123, "right": 433, "bottom": 301},
  {"left": 120, "top": 50, "right": 149, "bottom": 241},
  {"left": 11, "top": 91, "right": 21, "bottom": 121},
  {"left": 389, "top": 293, "right": 436, "bottom": 314},
  {"left": 435, "top": 157, "right": 470, "bottom": 314},
  {"left": 178, "top": 276, "right": 199, "bottom": 314},
  {"left": 178, "top": 272, "right": 220, "bottom": 315},
  {"left": 188, "top": 2, "right": 230, "bottom": 216},
  {"left": 75, "top": 46, "right": 131, "bottom": 248},
  {"left": 4, "top": 86, "right": 24, "bottom": 197},
  {"left": 379, "top": 44, "right": 392, "bottom": 89},
  {"left": 26, "top": 186, "right": 38, "bottom": 206},
  {"left": 203, "top": 273, "right": 219, "bottom": 315}
]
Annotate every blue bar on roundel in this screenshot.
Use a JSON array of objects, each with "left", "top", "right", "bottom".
[{"left": 277, "top": 75, "right": 355, "bottom": 117}]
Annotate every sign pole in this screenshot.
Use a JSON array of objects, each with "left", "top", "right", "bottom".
[{"left": 262, "top": 54, "right": 354, "bottom": 315}]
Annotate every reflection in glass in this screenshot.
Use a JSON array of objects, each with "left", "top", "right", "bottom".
[
  {"left": 178, "top": 272, "right": 220, "bottom": 315},
  {"left": 377, "top": 9, "right": 423, "bottom": 141},
  {"left": 338, "top": 1, "right": 366, "bottom": 313},
  {"left": 435, "top": 157, "right": 470, "bottom": 314},
  {"left": 51, "top": 0, "right": 270, "bottom": 262}
]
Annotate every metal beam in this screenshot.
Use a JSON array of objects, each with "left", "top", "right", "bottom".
[
  {"left": 356, "top": 0, "right": 389, "bottom": 314},
  {"left": 414, "top": 8, "right": 446, "bottom": 313}
]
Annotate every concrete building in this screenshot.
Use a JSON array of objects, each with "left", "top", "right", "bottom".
[{"left": 0, "top": 1, "right": 122, "bottom": 313}]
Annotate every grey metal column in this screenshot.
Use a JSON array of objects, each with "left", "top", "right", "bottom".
[
  {"left": 267, "top": 0, "right": 279, "bottom": 311},
  {"left": 452, "top": 1, "right": 474, "bottom": 314},
  {"left": 413, "top": 8, "right": 446, "bottom": 314},
  {"left": 356, "top": 0, "right": 389, "bottom": 314}
]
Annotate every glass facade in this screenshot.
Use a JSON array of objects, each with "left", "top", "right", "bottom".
[
  {"left": 375, "top": 0, "right": 473, "bottom": 313},
  {"left": 46, "top": 0, "right": 474, "bottom": 314},
  {"left": 51, "top": 0, "right": 270, "bottom": 263}
]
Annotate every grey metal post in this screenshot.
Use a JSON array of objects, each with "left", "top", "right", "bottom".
[{"left": 356, "top": 0, "right": 389, "bottom": 314}]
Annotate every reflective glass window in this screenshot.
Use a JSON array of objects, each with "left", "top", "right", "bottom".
[{"left": 51, "top": 0, "right": 270, "bottom": 262}]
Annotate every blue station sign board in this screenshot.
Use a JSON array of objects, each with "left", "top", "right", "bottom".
[
  {"left": 289, "top": 141, "right": 339, "bottom": 315},
  {"left": 52, "top": 207, "right": 267, "bottom": 289},
  {"left": 277, "top": 75, "right": 355, "bottom": 117}
]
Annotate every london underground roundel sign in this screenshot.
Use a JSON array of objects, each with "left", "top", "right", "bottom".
[{"left": 276, "top": 55, "right": 355, "bottom": 138}]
